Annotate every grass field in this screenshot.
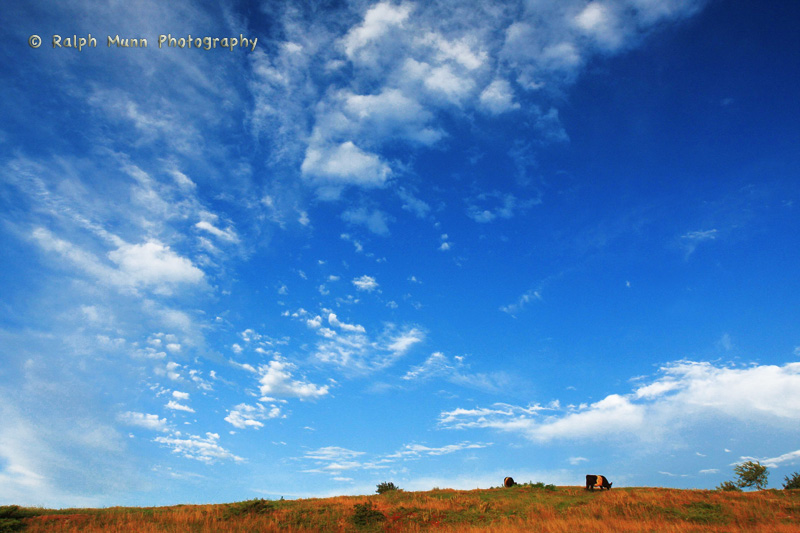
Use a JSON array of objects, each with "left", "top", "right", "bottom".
[{"left": 3, "top": 485, "right": 799, "bottom": 532}]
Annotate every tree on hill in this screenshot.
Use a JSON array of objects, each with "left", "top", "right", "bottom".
[
  {"left": 783, "top": 471, "right": 800, "bottom": 490},
  {"left": 376, "top": 481, "right": 400, "bottom": 494},
  {"left": 734, "top": 461, "right": 769, "bottom": 490}
]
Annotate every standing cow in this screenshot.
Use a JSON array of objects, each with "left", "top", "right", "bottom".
[{"left": 585, "top": 475, "right": 612, "bottom": 490}]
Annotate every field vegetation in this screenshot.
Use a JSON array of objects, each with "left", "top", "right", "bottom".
[{"left": 3, "top": 484, "right": 799, "bottom": 532}]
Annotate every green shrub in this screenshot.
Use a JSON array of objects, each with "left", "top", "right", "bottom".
[
  {"left": 350, "top": 502, "right": 386, "bottom": 529},
  {"left": 716, "top": 481, "right": 742, "bottom": 492},
  {"left": 222, "top": 498, "right": 274, "bottom": 519},
  {"left": 376, "top": 481, "right": 400, "bottom": 494},
  {"left": 0, "top": 506, "right": 38, "bottom": 533},
  {"left": 783, "top": 472, "right": 800, "bottom": 490}
]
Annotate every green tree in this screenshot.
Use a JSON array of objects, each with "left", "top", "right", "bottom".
[
  {"left": 734, "top": 461, "right": 769, "bottom": 490},
  {"left": 783, "top": 471, "right": 800, "bottom": 490}
]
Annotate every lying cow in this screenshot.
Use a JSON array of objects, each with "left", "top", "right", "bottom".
[{"left": 586, "top": 475, "right": 612, "bottom": 490}]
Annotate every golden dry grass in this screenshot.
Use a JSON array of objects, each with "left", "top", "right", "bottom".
[{"left": 10, "top": 486, "right": 800, "bottom": 532}]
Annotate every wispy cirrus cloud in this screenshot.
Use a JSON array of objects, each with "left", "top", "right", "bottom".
[
  {"left": 403, "top": 352, "right": 512, "bottom": 393},
  {"left": 302, "top": 440, "right": 490, "bottom": 477}
]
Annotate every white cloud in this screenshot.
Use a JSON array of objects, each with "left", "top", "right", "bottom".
[
  {"left": 257, "top": 357, "right": 330, "bottom": 399},
  {"left": 440, "top": 360, "right": 800, "bottom": 443},
  {"left": 118, "top": 411, "right": 169, "bottom": 432},
  {"left": 328, "top": 313, "right": 366, "bottom": 333},
  {"left": 745, "top": 449, "right": 800, "bottom": 468},
  {"left": 154, "top": 432, "right": 243, "bottom": 463},
  {"left": 224, "top": 403, "right": 282, "bottom": 429},
  {"left": 311, "top": 323, "right": 423, "bottom": 374},
  {"left": 480, "top": 79, "right": 520, "bottom": 114},
  {"left": 416, "top": 32, "right": 486, "bottom": 71},
  {"left": 165, "top": 400, "right": 195, "bottom": 413},
  {"left": 387, "top": 441, "right": 490, "bottom": 459},
  {"left": 352, "top": 275, "right": 379, "bottom": 292},
  {"left": 301, "top": 141, "right": 391, "bottom": 195},
  {"left": 172, "top": 391, "right": 190, "bottom": 401},
  {"left": 342, "top": 2, "right": 414, "bottom": 63},
  {"left": 574, "top": 2, "right": 625, "bottom": 51},
  {"left": 340, "top": 88, "right": 444, "bottom": 145},
  {"left": 195, "top": 220, "right": 239, "bottom": 243},
  {"left": 108, "top": 240, "right": 204, "bottom": 289},
  {"left": 386, "top": 327, "right": 424, "bottom": 356}
]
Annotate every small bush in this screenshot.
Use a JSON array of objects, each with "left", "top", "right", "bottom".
[
  {"left": 783, "top": 472, "right": 800, "bottom": 490},
  {"left": 0, "top": 506, "right": 38, "bottom": 533},
  {"left": 350, "top": 502, "right": 386, "bottom": 529},
  {"left": 222, "top": 498, "right": 274, "bottom": 519},
  {"left": 376, "top": 481, "right": 400, "bottom": 494},
  {"left": 716, "top": 481, "right": 742, "bottom": 492}
]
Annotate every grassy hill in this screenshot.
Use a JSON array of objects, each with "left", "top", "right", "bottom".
[{"left": 3, "top": 485, "right": 799, "bottom": 532}]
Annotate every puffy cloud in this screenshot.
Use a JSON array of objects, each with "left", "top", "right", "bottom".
[
  {"left": 224, "top": 403, "right": 282, "bottom": 429},
  {"left": 574, "top": 2, "right": 626, "bottom": 51},
  {"left": 352, "top": 275, "right": 379, "bottom": 292},
  {"left": 342, "top": 2, "right": 415, "bottom": 62},
  {"left": 108, "top": 240, "right": 204, "bottom": 289},
  {"left": 257, "top": 357, "right": 330, "bottom": 399},
  {"left": 340, "top": 88, "right": 444, "bottom": 145},
  {"left": 301, "top": 141, "right": 391, "bottom": 195},
  {"left": 479, "top": 79, "right": 520, "bottom": 114}
]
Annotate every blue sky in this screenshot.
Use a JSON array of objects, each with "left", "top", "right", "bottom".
[{"left": 1, "top": 0, "right": 799, "bottom": 507}]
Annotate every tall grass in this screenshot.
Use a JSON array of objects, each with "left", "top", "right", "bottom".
[{"left": 12, "top": 486, "right": 800, "bottom": 532}]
